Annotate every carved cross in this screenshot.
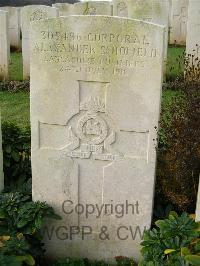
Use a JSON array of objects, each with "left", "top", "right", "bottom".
[
  {"left": 117, "top": 2, "right": 128, "bottom": 17},
  {"left": 39, "top": 80, "right": 149, "bottom": 231},
  {"left": 173, "top": 6, "right": 187, "bottom": 36}
]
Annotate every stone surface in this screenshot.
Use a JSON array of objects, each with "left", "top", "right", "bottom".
[
  {"left": 73, "top": 1, "right": 112, "bottom": 15},
  {"left": 113, "top": 0, "right": 169, "bottom": 77},
  {"left": 186, "top": 0, "right": 200, "bottom": 62},
  {"left": 112, "top": 0, "right": 130, "bottom": 17},
  {"left": 52, "top": 3, "right": 73, "bottom": 16},
  {"left": 124, "top": 0, "right": 169, "bottom": 77},
  {"left": 0, "top": 115, "right": 3, "bottom": 192},
  {"left": 0, "top": 10, "right": 9, "bottom": 81},
  {"left": 170, "top": 0, "right": 188, "bottom": 45},
  {"left": 113, "top": 0, "right": 169, "bottom": 24},
  {"left": 21, "top": 5, "right": 58, "bottom": 79},
  {"left": 196, "top": 176, "right": 200, "bottom": 222},
  {"left": 0, "top": 6, "right": 20, "bottom": 49},
  {"left": 30, "top": 16, "right": 165, "bottom": 261}
]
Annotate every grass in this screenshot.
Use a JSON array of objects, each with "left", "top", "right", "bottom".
[
  {"left": 9, "top": 52, "right": 23, "bottom": 81},
  {"left": 166, "top": 46, "right": 185, "bottom": 80},
  {"left": 0, "top": 91, "right": 30, "bottom": 129}
]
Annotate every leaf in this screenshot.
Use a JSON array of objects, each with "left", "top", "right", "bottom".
[
  {"left": 34, "top": 215, "right": 43, "bottom": 229},
  {"left": 16, "top": 255, "right": 35, "bottom": 266},
  {"left": 11, "top": 151, "right": 20, "bottom": 162},
  {"left": 16, "top": 233, "right": 23, "bottom": 240},
  {"left": 164, "top": 249, "right": 176, "bottom": 255},
  {"left": 181, "top": 247, "right": 191, "bottom": 256},
  {"left": 169, "top": 211, "right": 178, "bottom": 219},
  {"left": 0, "top": 235, "right": 10, "bottom": 241},
  {"left": 185, "top": 255, "right": 200, "bottom": 265},
  {"left": 23, "top": 255, "right": 35, "bottom": 266},
  {"left": 17, "top": 219, "right": 28, "bottom": 228},
  {"left": 155, "top": 220, "right": 166, "bottom": 229},
  {"left": 45, "top": 213, "right": 62, "bottom": 220}
]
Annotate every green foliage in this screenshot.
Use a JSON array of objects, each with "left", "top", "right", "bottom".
[
  {"left": 185, "top": 255, "right": 200, "bottom": 266},
  {"left": 115, "top": 257, "right": 135, "bottom": 265},
  {"left": 0, "top": 192, "right": 61, "bottom": 265},
  {"left": 1, "top": 122, "right": 31, "bottom": 192},
  {"left": 54, "top": 258, "right": 87, "bottom": 266},
  {"left": 0, "top": 236, "right": 35, "bottom": 266},
  {"left": 139, "top": 212, "right": 200, "bottom": 266},
  {"left": 0, "top": 80, "right": 29, "bottom": 92},
  {"left": 0, "top": 253, "right": 32, "bottom": 266},
  {"left": 158, "top": 89, "right": 186, "bottom": 150},
  {"left": 156, "top": 68, "right": 200, "bottom": 212}
]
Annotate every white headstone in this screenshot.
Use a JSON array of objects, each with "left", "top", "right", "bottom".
[
  {"left": 30, "top": 16, "right": 165, "bottom": 261},
  {"left": 52, "top": 3, "right": 73, "bottom": 16},
  {"left": 0, "top": 7, "right": 20, "bottom": 49},
  {"left": 113, "top": 0, "right": 130, "bottom": 17},
  {"left": 0, "top": 115, "right": 3, "bottom": 192},
  {"left": 196, "top": 176, "right": 200, "bottom": 222},
  {"left": 113, "top": 0, "right": 169, "bottom": 78},
  {"left": 170, "top": 0, "right": 188, "bottom": 45},
  {"left": 21, "top": 5, "right": 58, "bottom": 80},
  {"left": 73, "top": 1, "right": 112, "bottom": 15},
  {"left": 113, "top": 0, "right": 169, "bottom": 23},
  {"left": 186, "top": 0, "right": 200, "bottom": 62},
  {"left": 18, "top": 7, "right": 23, "bottom": 32},
  {"left": 168, "top": 0, "right": 172, "bottom": 27},
  {"left": 0, "top": 10, "right": 9, "bottom": 81}
]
